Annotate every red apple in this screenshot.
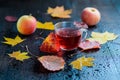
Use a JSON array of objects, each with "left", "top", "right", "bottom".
[
  {"left": 17, "top": 15, "right": 37, "bottom": 35},
  {"left": 81, "top": 7, "right": 101, "bottom": 26}
]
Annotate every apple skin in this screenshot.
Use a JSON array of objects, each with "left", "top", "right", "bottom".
[
  {"left": 81, "top": 7, "right": 101, "bottom": 26},
  {"left": 17, "top": 15, "right": 37, "bottom": 35}
]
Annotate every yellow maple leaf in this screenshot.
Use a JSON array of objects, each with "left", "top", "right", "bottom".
[
  {"left": 87, "top": 38, "right": 107, "bottom": 44},
  {"left": 87, "top": 31, "right": 118, "bottom": 44},
  {"left": 70, "top": 56, "right": 94, "bottom": 70},
  {"left": 8, "top": 51, "right": 30, "bottom": 61},
  {"left": 36, "top": 21, "right": 54, "bottom": 30},
  {"left": 91, "top": 32, "right": 105, "bottom": 38},
  {"left": 2, "top": 35, "right": 25, "bottom": 46},
  {"left": 47, "top": 6, "right": 72, "bottom": 18},
  {"left": 104, "top": 31, "right": 118, "bottom": 40}
]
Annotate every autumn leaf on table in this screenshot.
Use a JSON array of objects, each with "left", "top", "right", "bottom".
[
  {"left": 40, "top": 32, "right": 60, "bottom": 53},
  {"left": 38, "top": 56, "right": 65, "bottom": 71},
  {"left": 2, "top": 35, "right": 25, "bottom": 46},
  {"left": 87, "top": 37, "right": 107, "bottom": 44},
  {"left": 47, "top": 6, "right": 72, "bottom": 18},
  {"left": 87, "top": 31, "right": 118, "bottom": 44},
  {"left": 5, "top": 16, "right": 17, "bottom": 22},
  {"left": 78, "top": 40, "right": 100, "bottom": 51},
  {"left": 36, "top": 21, "right": 54, "bottom": 30},
  {"left": 103, "top": 31, "right": 118, "bottom": 40},
  {"left": 8, "top": 51, "right": 30, "bottom": 61},
  {"left": 74, "top": 21, "right": 88, "bottom": 29},
  {"left": 70, "top": 56, "right": 94, "bottom": 70}
]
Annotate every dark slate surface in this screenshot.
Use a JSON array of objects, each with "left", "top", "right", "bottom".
[{"left": 0, "top": 0, "right": 120, "bottom": 80}]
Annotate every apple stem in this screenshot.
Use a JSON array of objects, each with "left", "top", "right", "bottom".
[
  {"left": 91, "top": 9, "right": 95, "bottom": 12},
  {"left": 29, "top": 14, "right": 32, "bottom": 16}
]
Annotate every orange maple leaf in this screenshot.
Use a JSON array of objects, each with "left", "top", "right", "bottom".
[
  {"left": 47, "top": 6, "right": 72, "bottom": 18},
  {"left": 40, "top": 32, "right": 60, "bottom": 53}
]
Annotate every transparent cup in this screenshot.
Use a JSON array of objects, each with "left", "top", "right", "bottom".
[{"left": 55, "top": 21, "right": 87, "bottom": 51}]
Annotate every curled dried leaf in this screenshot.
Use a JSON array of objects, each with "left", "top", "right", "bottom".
[
  {"left": 5, "top": 16, "right": 17, "bottom": 22},
  {"left": 74, "top": 21, "right": 88, "bottom": 29},
  {"left": 38, "top": 56, "right": 65, "bottom": 71},
  {"left": 79, "top": 40, "right": 100, "bottom": 51}
]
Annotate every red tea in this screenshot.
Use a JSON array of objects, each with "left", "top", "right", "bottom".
[{"left": 56, "top": 28, "right": 81, "bottom": 50}]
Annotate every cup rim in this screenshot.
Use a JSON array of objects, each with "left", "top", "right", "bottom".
[
  {"left": 54, "top": 21, "right": 73, "bottom": 27},
  {"left": 54, "top": 21, "right": 88, "bottom": 30}
]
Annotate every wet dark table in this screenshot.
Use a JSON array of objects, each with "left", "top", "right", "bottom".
[{"left": 0, "top": 0, "right": 120, "bottom": 80}]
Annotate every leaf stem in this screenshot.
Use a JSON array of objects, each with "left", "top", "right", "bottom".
[
  {"left": 25, "top": 45, "right": 39, "bottom": 58},
  {"left": 19, "top": 44, "right": 24, "bottom": 48},
  {"left": 35, "top": 30, "right": 45, "bottom": 40},
  {"left": 35, "top": 37, "right": 45, "bottom": 40},
  {"left": 39, "top": 30, "right": 44, "bottom": 35},
  {"left": 8, "top": 58, "right": 14, "bottom": 64}
]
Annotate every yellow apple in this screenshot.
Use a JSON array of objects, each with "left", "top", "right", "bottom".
[{"left": 17, "top": 15, "right": 37, "bottom": 35}]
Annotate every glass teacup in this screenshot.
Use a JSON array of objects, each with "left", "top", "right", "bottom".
[{"left": 55, "top": 21, "right": 87, "bottom": 51}]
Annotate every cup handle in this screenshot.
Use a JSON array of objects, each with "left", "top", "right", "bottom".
[{"left": 81, "top": 29, "right": 87, "bottom": 41}]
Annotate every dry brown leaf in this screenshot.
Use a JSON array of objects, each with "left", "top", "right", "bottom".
[
  {"left": 5, "top": 16, "right": 17, "bottom": 22},
  {"left": 79, "top": 40, "right": 100, "bottom": 51},
  {"left": 38, "top": 56, "right": 65, "bottom": 71}
]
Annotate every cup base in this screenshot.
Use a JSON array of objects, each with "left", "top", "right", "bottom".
[
  {"left": 60, "top": 47, "right": 77, "bottom": 51},
  {"left": 60, "top": 47, "right": 78, "bottom": 56}
]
